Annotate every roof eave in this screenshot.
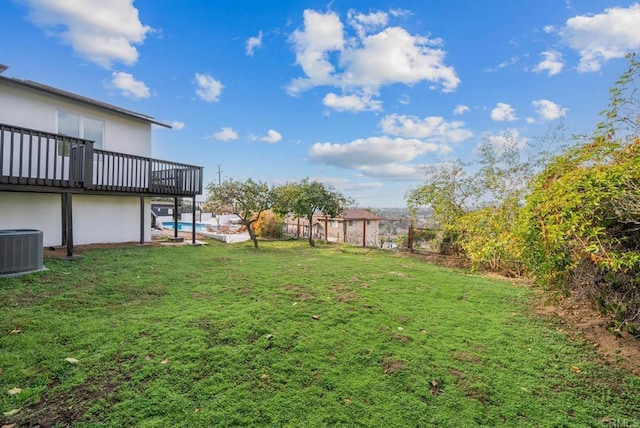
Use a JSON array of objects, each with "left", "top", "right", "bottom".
[{"left": 0, "top": 76, "right": 170, "bottom": 128}]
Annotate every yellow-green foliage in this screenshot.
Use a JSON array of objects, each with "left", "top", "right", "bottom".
[
  {"left": 520, "top": 136, "right": 640, "bottom": 331},
  {"left": 253, "top": 210, "right": 284, "bottom": 239},
  {"left": 406, "top": 137, "right": 534, "bottom": 274},
  {"left": 457, "top": 201, "right": 524, "bottom": 276}
]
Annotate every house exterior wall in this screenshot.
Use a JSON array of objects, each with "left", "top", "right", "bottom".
[
  {"left": 73, "top": 195, "right": 150, "bottom": 245},
  {"left": 0, "top": 79, "right": 159, "bottom": 247},
  {"left": 284, "top": 213, "right": 382, "bottom": 247},
  {"left": 344, "top": 219, "right": 379, "bottom": 247},
  {"left": 0, "top": 192, "right": 150, "bottom": 247},
  {"left": 0, "top": 192, "right": 151, "bottom": 247},
  {"left": 0, "top": 80, "right": 152, "bottom": 156},
  {"left": 0, "top": 192, "right": 62, "bottom": 247}
]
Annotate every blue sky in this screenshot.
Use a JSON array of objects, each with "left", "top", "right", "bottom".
[{"left": 1, "top": 0, "right": 638, "bottom": 207}]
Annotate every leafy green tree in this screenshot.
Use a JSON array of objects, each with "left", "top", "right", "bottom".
[
  {"left": 206, "top": 178, "right": 275, "bottom": 248},
  {"left": 405, "top": 160, "right": 476, "bottom": 229},
  {"left": 274, "top": 178, "right": 347, "bottom": 247},
  {"left": 406, "top": 135, "right": 537, "bottom": 272}
]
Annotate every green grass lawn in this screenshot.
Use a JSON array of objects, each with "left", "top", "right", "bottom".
[{"left": 0, "top": 240, "right": 638, "bottom": 427}]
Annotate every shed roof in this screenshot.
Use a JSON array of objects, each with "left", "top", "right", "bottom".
[
  {"left": 341, "top": 209, "right": 386, "bottom": 220},
  {"left": 0, "top": 75, "right": 171, "bottom": 128},
  {"left": 314, "top": 209, "right": 386, "bottom": 221}
]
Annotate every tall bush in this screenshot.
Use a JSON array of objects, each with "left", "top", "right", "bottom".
[
  {"left": 406, "top": 136, "right": 535, "bottom": 273},
  {"left": 253, "top": 210, "right": 284, "bottom": 239},
  {"left": 519, "top": 55, "right": 640, "bottom": 333}
]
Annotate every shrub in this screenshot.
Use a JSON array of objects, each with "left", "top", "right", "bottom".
[
  {"left": 520, "top": 127, "right": 640, "bottom": 333},
  {"left": 457, "top": 201, "right": 524, "bottom": 276},
  {"left": 252, "top": 210, "right": 284, "bottom": 239}
]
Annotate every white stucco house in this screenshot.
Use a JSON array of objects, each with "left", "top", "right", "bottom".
[{"left": 0, "top": 65, "right": 203, "bottom": 255}]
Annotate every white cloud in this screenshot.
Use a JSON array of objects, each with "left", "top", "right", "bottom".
[
  {"left": 561, "top": 4, "right": 640, "bottom": 72},
  {"left": 389, "top": 8, "right": 412, "bottom": 18},
  {"left": 212, "top": 127, "right": 238, "bottom": 141},
  {"left": 490, "top": 103, "right": 517, "bottom": 122},
  {"left": 532, "top": 99, "right": 568, "bottom": 120},
  {"left": 313, "top": 176, "right": 383, "bottom": 191},
  {"left": 287, "top": 9, "right": 344, "bottom": 95},
  {"left": 287, "top": 8, "right": 459, "bottom": 110},
  {"left": 499, "top": 56, "right": 518, "bottom": 69},
  {"left": 483, "top": 129, "right": 528, "bottom": 152},
  {"left": 485, "top": 56, "right": 520, "bottom": 72},
  {"left": 532, "top": 51, "right": 564, "bottom": 76},
  {"left": 170, "top": 121, "right": 185, "bottom": 130},
  {"left": 23, "top": 0, "right": 151, "bottom": 68},
  {"left": 453, "top": 104, "right": 469, "bottom": 115},
  {"left": 323, "top": 92, "right": 382, "bottom": 112},
  {"left": 309, "top": 136, "right": 445, "bottom": 169},
  {"left": 347, "top": 9, "right": 388, "bottom": 38},
  {"left": 259, "top": 129, "right": 282, "bottom": 143},
  {"left": 109, "top": 71, "right": 150, "bottom": 99},
  {"left": 379, "top": 114, "right": 473, "bottom": 143},
  {"left": 340, "top": 26, "right": 459, "bottom": 92},
  {"left": 245, "top": 31, "right": 263, "bottom": 56},
  {"left": 398, "top": 94, "right": 411, "bottom": 105},
  {"left": 195, "top": 73, "right": 223, "bottom": 102},
  {"left": 357, "top": 163, "right": 426, "bottom": 181}
]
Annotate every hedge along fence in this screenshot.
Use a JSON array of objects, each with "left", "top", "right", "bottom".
[{"left": 519, "top": 136, "right": 640, "bottom": 335}]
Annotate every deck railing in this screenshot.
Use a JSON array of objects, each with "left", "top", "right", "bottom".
[{"left": 0, "top": 123, "right": 203, "bottom": 196}]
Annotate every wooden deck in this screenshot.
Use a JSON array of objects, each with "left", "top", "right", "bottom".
[{"left": 0, "top": 123, "right": 203, "bottom": 196}]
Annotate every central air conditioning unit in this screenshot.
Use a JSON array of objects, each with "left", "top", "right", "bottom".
[{"left": 0, "top": 229, "right": 45, "bottom": 276}]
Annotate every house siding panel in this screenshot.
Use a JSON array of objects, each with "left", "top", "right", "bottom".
[
  {"left": 0, "top": 80, "right": 151, "bottom": 157},
  {"left": 0, "top": 75, "right": 197, "bottom": 249},
  {"left": 74, "top": 195, "right": 150, "bottom": 245},
  {"left": 0, "top": 192, "right": 62, "bottom": 247},
  {"left": 0, "top": 192, "right": 151, "bottom": 247}
]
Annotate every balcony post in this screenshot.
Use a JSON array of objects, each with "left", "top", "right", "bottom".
[
  {"left": 140, "top": 196, "right": 145, "bottom": 244},
  {"left": 192, "top": 195, "right": 196, "bottom": 245},
  {"left": 64, "top": 192, "right": 74, "bottom": 257},
  {"left": 61, "top": 193, "right": 66, "bottom": 247},
  {"left": 173, "top": 197, "right": 179, "bottom": 240},
  {"left": 148, "top": 160, "right": 154, "bottom": 193},
  {"left": 83, "top": 141, "right": 94, "bottom": 189}
]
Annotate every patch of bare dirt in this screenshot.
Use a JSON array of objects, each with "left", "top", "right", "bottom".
[
  {"left": 43, "top": 231, "right": 210, "bottom": 259},
  {"left": 535, "top": 294, "right": 640, "bottom": 376},
  {"left": 405, "top": 250, "right": 639, "bottom": 375},
  {"left": 279, "top": 284, "right": 315, "bottom": 301},
  {"left": 381, "top": 358, "right": 406, "bottom": 375},
  {"left": 409, "top": 250, "right": 472, "bottom": 270},
  {"left": 5, "top": 375, "right": 120, "bottom": 427}
]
